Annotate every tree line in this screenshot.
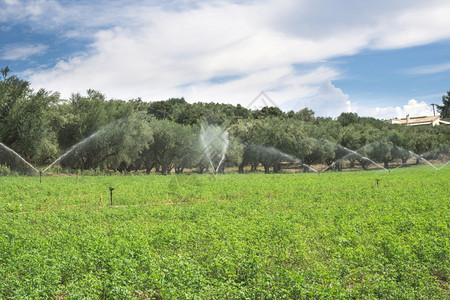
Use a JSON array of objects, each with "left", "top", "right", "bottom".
[{"left": 1, "top": 67, "right": 449, "bottom": 174}]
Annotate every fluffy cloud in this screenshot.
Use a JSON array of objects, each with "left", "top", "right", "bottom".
[
  {"left": 280, "top": 81, "right": 350, "bottom": 118},
  {"left": 28, "top": 2, "right": 348, "bottom": 102},
  {"left": 395, "top": 99, "right": 434, "bottom": 118},
  {"left": 351, "top": 99, "right": 434, "bottom": 119},
  {"left": 6, "top": 0, "right": 450, "bottom": 117}
]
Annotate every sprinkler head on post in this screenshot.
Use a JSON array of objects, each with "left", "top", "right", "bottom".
[
  {"left": 109, "top": 187, "right": 115, "bottom": 205},
  {"left": 39, "top": 171, "right": 42, "bottom": 183}
]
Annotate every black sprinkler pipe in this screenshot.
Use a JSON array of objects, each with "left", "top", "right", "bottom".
[{"left": 109, "top": 187, "right": 115, "bottom": 205}]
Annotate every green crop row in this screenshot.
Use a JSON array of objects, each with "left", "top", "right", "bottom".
[{"left": 0, "top": 167, "right": 448, "bottom": 298}]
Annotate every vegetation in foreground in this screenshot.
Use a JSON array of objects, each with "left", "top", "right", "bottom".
[{"left": 0, "top": 167, "right": 449, "bottom": 299}]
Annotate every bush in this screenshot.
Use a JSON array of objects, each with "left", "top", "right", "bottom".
[{"left": 0, "top": 164, "right": 11, "bottom": 176}]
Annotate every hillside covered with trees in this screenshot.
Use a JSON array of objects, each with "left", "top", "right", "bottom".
[{"left": 1, "top": 67, "right": 449, "bottom": 174}]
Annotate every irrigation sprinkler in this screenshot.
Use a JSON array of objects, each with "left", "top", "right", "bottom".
[
  {"left": 39, "top": 171, "right": 42, "bottom": 183},
  {"left": 109, "top": 187, "right": 115, "bottom": 205},
  {"left": 376, "top": 179, "right": 380, "bottom": 187}
]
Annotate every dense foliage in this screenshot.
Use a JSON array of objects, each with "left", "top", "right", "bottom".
[
  {"left": 0, "top": 168, "right": 448, "bottom": 298},
  {"left": 1, "top": 67, "right": 449, "bottom": 174},
  {"left": 437, "top": 91, "right": 450, "bottom": 119}
]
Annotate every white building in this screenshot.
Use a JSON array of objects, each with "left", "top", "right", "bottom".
[{"left": 389, "top": 115, "right": 450, "bottom": 126}]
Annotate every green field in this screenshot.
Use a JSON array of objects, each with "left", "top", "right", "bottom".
[{"left": 0, "top": 167, "right": 449, "bottom": 299}]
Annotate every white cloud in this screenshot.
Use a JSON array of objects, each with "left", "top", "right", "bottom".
[
  {"left": 372, "top": 3, "right": 450, "bottom": 49},
  {"left": 0, "top": 0, "right": 59, "bottom": 23},
  {"left": 29, "top": 2, "right": 349, "bottom": 101},
  {"left": 395, "top": 99, "right": 434, "bottom": 118},
  {"left": 351, "top": 99, "right": 434, "bottom": 119},
  {"left": 280, "top": 81, "right": 350, "bottom": 118},
  {"left": 1, "top": 43, "right": 48, "bottom": 60},
  {"left": 4, "top": 0, "right": 19, "bottom": 5},
  {"left": 403, "top": 62, "right": 450, "bottom": 75},
  {"left": 11, "top": 0, "right": 450, "bottom": 118}
]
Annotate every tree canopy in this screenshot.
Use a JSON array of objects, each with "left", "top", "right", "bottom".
[
  {"left": 0, "top": 67, "right": 448, "bottom": 174},
  {"left": 437, "top": 91, "right": 450, "bottom": 119}
]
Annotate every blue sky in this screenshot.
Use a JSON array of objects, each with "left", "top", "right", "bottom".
[{"left": 1, "top": 0, "right": 450, "bottom": 118}]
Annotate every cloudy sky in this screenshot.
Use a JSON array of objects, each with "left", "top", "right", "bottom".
[{"left": 1, "top": 0, "right": 450, "bottom": 118}]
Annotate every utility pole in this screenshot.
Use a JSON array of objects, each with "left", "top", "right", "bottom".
[{"left": 431, "top": 103, "right": 436, "bottom": 116}]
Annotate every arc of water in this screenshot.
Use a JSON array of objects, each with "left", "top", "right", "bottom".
[
  {"left": 389, "top": 146, "right": 410, "bottom": 171},
  {"left": 409, "top": 151, "right": 438, "bottom": 171},
  {"left": 0, "top": 142, "right": 39, "bottom": 173},
  {"left": 342, "top": 145, "right": 389, "bottom": 171},
  {"left": 42, "top": 131, "right": 100, "bottom": 173},
  {"left": 214, "top": 132, "right": 229, "bottom": 174},
  {"left": 321, "top": 162, "right": 335, "bottom": 173},
  {"left": 391, "top": 162, "right": 407, "bottom": 171},
  {"left": 437, "top": 161, "right": 450, "bottom": 171},
  {"left": 200, "top": 124, "right": 229, "bottom": 174},
  {"left": 216, "top": 144, "right": 228, "bottom": 172},
  {"left": 319, "top": 139, "right": 345, "bottom": 173},
  {"left": 391, "top": 149, "right": 438, "bottom": 171},
  {"left": 200, "top": 133, "right": 216, "bottom": 172},
  {"left": 321, "top": 144, "right": 388, "bottom": 173},
  {"left": 301, "top": 162, "right": 319, "bottom": 173},
  {"left": 254, "top": 145, "right": 319, "bottom": 173},
  {"left": 321, "top": 146, "right": 357, "bottom": 173},
  {"left": 284, "top": 154, "right": 319, "bottom": 173}
]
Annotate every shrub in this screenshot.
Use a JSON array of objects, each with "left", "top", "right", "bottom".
[{"left": 0, "top": 164, "right": 11, "bottom": 176}]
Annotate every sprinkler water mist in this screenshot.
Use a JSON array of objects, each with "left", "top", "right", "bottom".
[{"left": 109, "top": 187, "right": 115, "bottom": 205}]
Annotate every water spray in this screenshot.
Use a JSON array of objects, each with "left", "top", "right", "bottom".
[
  {"left": 0, "top": 142, "right": 39, "bottom": 174},
  {"left": 320, "top": 144, "right": 389, "bottom": 173},
  {"left": 200, "top": 123, "right": 229, "bottom": 175},
  {"left": 437, "top": 161, "right": 449, "bottom": 171},
  {"left": 408, "top": 151, "right": 438, "bottom": 171},
  {"left": 42, "top": 131, "right": 101, "bottom": 174}
]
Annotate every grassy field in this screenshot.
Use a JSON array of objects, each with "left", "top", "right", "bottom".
[{"left": 0, "top": 167, "right": 449, "bottom": 299}]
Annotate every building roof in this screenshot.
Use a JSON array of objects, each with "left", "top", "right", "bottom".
[{"left": 389, "top": 115, "right": 450, "bottom": 126}]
